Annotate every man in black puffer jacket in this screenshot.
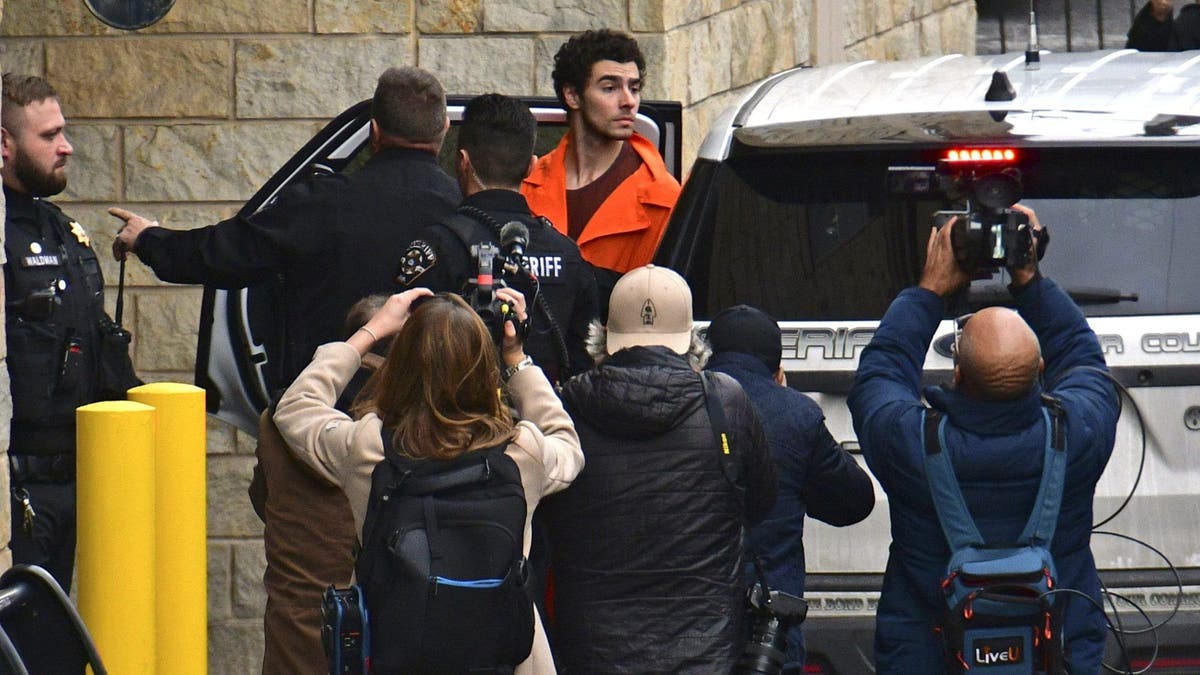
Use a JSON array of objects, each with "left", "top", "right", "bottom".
[{"left": 541, "top": 264, "right": 777, "bottom": 674}]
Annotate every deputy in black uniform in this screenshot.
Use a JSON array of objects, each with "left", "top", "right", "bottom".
[
  {"left": 110, "top": 66, "right": 461, "bottom": 388},
  {"left": 2, "top": 74, "right": 112, "bottom": 591},
  {"left": 397, "top": 93, "right": 598, "bottom": 385},
  {"left": 109, "top": 67, "right": 461, "bottom": 675}
]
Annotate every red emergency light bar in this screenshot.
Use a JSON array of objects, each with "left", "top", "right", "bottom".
[{"left": 944, "top": 148, "right": 1017, "bottom": 163}]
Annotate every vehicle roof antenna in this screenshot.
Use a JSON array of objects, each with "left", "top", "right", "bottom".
[
  {"left": 985, "top": 71, "right": 1017, "bottom": 102},
  {"left": 1025, "top": 0, "right": 1041, "bottom": 70}
]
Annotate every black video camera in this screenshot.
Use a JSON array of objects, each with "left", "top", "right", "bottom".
[
  {"left": 467, "top": 242, "right": 528, "bottom": 346},
  {"left": 933, "top": 169, "right": 1040, "bottom": 273},
  {"left": 735, "top": 582, "right": 809, "bottom": 675}
]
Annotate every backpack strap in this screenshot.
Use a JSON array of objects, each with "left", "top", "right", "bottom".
[
  {"left": 922, "top": 409, "right": 985, "bottom": 551},
  {"left": 359, "top": 427, "right": 409, "bottom": 551},
  {"left": 1019, "top": 404, "right": 1067, "bottom": 546},
  {"left": 924, "top": 405, "right": 1068, "bottom": 551}
]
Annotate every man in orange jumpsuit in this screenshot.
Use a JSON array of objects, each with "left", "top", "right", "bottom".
[{"left": 523, "top": 29, "right": 681, "bottom": 301}]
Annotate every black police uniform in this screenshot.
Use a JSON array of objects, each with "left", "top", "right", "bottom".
[
  {"left": 397, "top": 189, "right": 599, "bottom": 385},
  {"left": 4, "top": 185, "right": 108, "bottom": 591},
  {"left": 133, "top": 147, "right": 460, "bottom": 389}
]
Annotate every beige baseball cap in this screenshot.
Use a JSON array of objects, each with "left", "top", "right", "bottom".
[{"left": 606, "top": 264, "right": 694, "bottom": 355}]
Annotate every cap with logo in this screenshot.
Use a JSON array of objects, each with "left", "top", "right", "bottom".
[
  {"left": 706, "top": 304, "right": 783, "bottom": 372},
  {"left": 605, "top": 264, "right": 693, "bottom": 355}
]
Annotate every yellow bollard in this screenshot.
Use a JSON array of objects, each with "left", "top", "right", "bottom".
[
  {"left": 128, "top": 383, "right": 207, "bottom": 675},
  {"left": 76, "top": 400, "right": 157, "bottom": 674}
]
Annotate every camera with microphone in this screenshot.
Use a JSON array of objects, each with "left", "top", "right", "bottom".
[{"left": 467, "top": 238, "right": 529, "bottom": 346}]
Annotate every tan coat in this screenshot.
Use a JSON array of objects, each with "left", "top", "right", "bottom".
[{"left": 274, "top": 342, "right": 585, "bottom": 675}]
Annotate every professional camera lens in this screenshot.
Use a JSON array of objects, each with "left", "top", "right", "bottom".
[
  {"left": 973, "top": 172, "right": 1021, "bottom": 211},
  {"left": 736, "top": 613, "right": 789, "bottom": 674}
]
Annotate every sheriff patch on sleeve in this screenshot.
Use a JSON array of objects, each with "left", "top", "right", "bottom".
[{"left": 396, "top": 240, "right": 438, "bottom": 286}]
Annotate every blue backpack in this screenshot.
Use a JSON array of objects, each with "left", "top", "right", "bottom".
[{"left": 923, "top": 405, "right": 1067, "bottom": 675}]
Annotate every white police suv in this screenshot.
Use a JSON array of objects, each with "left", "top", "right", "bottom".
[{"left": 655, "top": 49, "right": 1200, "bottom": 674}]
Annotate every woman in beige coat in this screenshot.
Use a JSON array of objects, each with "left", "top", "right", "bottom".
[{"left": 274, "top": 287, "right": 583, "bottom": 674}]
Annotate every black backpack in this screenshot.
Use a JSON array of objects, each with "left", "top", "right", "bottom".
[{"left": 355, "top": 429, "right": 534, "bottom": 674}]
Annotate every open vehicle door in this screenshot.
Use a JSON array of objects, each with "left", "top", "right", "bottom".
[{"left": 195, "top": 96, "right": 683, "bottom": 435}]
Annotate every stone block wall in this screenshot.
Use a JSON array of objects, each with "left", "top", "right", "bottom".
[{"left": 0, "top": 1, "right": 974, "bottom": 671}]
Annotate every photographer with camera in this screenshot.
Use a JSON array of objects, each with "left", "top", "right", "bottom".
[
  {"left": 703, "top": 304, "right": 875, "bottom": 674},
  {"left": 848, "top": 205, "right": 1119, "bottom": 673},
  {"left": 397, "top": 93, "right": 598, "bottom": 386},
  {"left": 274, "top": 286, "right": 583, "bottom": 674}
]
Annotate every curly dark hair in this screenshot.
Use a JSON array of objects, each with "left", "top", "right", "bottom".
[{"left": 551, "top": 29, "right": 646, "bottom": 109}]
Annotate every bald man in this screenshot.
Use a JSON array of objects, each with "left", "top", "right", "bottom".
[{"left": 848, "top": 206, "right": 1119, "bottom": 674}]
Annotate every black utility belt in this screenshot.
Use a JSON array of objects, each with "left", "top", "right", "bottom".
[{"left": 9, "top": 453, "right": 75, "bottom": 484}]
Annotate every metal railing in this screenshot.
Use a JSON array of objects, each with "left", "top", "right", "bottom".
[{"left": 977, "top": 0, "right": 1142, "bottom": 54}]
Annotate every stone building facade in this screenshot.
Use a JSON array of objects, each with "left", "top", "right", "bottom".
[{"left": 0, "top": 0, "right": 975, "bottom": 671}]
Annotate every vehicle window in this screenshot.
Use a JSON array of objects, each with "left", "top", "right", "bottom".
[{"left": 697, "top": 147, "right": 1200, "bottom": 320}]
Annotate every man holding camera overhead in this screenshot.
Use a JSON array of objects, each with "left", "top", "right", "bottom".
[
  {"left": 848, "top": 206, "right": 1119, "bottom": 673},
  {"left": 396, "top": 93, "right": 597, "bottom": 386}
]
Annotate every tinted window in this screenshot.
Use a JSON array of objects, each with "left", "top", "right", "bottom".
[{"left": 693, "top": 147, "right": 1200, "bottom": 319}]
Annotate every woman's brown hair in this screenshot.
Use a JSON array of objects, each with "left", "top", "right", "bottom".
[{"left": 352, "top": 293, "right": 516, "bottom": 460}]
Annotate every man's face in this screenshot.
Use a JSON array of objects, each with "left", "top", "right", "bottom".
[
  {"left": 567, "top": 60, "right": 641, "bottom": 142},
  {"left": 2, "top": 97, "right": 72, "bottom": 197},
  {"left": 1152, "top": 0, "right": 1173, "bottom": 20}
]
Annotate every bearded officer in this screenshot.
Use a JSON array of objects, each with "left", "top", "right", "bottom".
[{"left": 2, "top": 73, "right": 117, "bottom": 592}]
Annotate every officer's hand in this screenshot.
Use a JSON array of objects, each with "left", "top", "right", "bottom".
[
  {"left": 1008, "top": 203, "right": 1043, "bottom": 288},
  {"left": 108, "top": 207, "right": 160, "bottom": 261},
  {"left": 918, "top": 220, "right": 971, "bottom": 298},
  {"left": 495, "top": 287, "right": 529, "bottom": 367}
]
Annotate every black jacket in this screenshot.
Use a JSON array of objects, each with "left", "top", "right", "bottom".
[
  {"left": 1171, "top": 3, "right": 1200, "bottom": 50},
  {"left": 706, "top": 350, "right": 874, "bottom": 669},
  {"left": 133, "top": 148, "right": 460, "bottom": 387},
  {"left": 1127, "top": 1, "right": 1174, "bottom": 51},
  {"left": 4, "top": 186, "right": 108, "bottom": 454},
  {"left": 397, "top": 189, "right": 598, "bottom": 384},
  {"left": 542, "top": 346, "right": 777, "bottom": 674}
]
